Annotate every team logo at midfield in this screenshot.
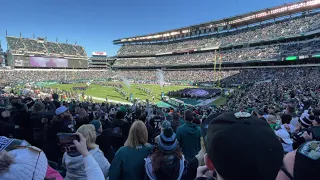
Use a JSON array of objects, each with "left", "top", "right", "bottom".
[{"left": 188, "top": 89, "right": 209, "bottom": 97}]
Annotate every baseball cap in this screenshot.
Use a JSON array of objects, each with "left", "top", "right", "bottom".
[
  {"left": 275, "top": 129, "right": 293, "bottom": 144},
  {"left": 206, "top": 112, "right": 284, "bottom": 180},
  {"left": 55, "top": 106, "right": 68, "bottom": 115}
]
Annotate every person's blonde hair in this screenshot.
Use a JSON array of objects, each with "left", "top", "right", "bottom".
[
  {"left": 124, "top": 120, "right": 148, "bottom": 148},
  {"left": 196, "top": 137, "right": 206, "bottom": 166},
  {"left": 77, "top": 124, "right": 97, "bottom": 149}
]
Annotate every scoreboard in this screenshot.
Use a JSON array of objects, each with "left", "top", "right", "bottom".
[{"left": 12, "top": 55, "right": 88, "bottom": 69}]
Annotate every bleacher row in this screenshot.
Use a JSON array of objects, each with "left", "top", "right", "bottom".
[
  {"left": 0, "top": 70, "right": 114, "bottom": 84},
  {"left": 117, "top": 12, "right": 320, "bottom": 56},
  {"left": 114, "top": 39, "right": 320, "bottom": 67},
  {"left": 6, "top": 36, "right": 87, "bottom": 57}
]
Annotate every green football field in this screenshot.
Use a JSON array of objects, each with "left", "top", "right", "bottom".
[{"left": 47, "top": 83, "right": 188, "bottom": 103}]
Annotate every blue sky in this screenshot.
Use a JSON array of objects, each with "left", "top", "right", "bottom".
[{"left": 1, "top": 0, "right": 293, "bottom": 56}]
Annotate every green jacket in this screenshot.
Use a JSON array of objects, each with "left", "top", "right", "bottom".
[
  {"left": 108, "top": 144, "right": 153, "bottom": 180},
  {"left": 176, "top": 121, "right": 201, "bottom": 161}
]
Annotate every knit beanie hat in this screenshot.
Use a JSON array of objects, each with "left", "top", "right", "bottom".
[
  {"left": 299, "top": 112, "right": 314, "bottom": 128},
  {"left": 161, "top": 120, "right": 171, "bottom": 129},
  {"left": 90, "top": 120, "right": 101, "bottom": 132},
  {"left": 158, "top": 128, "right": 178, "bottom": 153},
  {"left": 0, "top": 137, "right": 48, "bottom": 180}
]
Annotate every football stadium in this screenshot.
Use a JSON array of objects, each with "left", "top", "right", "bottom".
[{"left": 1, "top": 0, "right": 320, "bottom": 179}]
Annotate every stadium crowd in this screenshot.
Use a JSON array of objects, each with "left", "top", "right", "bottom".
[
  {"left": 6, "top": 37, "right": 87, "bottom": 57},
  {"left": 118, "top": 12, "right": 320, "bottom": 56},
  {"left": 118, "top": 70, "right": 239, "bottom": 83},
  {"left": 224, "top": 67, "right": 320, "bottom": 111},
  {"left": 0, "top": 74, "right": 319, "bottom": 179},
  {"left": 1, "top": 11, "right": 320, "bottom": 179},
  {"left": 0, "top": 69, "right": 240, "bottom": 85},
  {"left": 114, "top": 38, "right": 320, "bottom": 67},
  {"left": 0, "top": 70, "right": 114, "bottom": 84}
]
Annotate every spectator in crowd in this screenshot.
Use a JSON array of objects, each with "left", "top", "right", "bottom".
[
  {"left": 52, "top": 93, "right": 61, "bottom": 108},
  {"left": 53, "top": 106, "right": 76, "bottom": 133},
  {"left": 43, "top": 106, "right": 75, "bottom": 162},
  {"left": 0, "top": 136, "right": 48, "bottom": 180},
  {"left": 148, "top": 109, "right": 164, "bottom": 145},
  {"left": 62, "top": 124, "right": 110, "bottom": 180},
  {"left": 195, "top": 112, "right": 284, "bottom": 180},
  {"left": 10, "top": 98, "right": 29, "bottom": 140},
  {"left": 310, "top": 109, "right": 320, "bottom": 141},
  {"left": 267, "top": 115, "right": 280, "bottom": 130},
  {"left": 90, "top": 120, "right": 115, "bottom": 162},
  {"left": 280, "top": 114, "right": 295, "bottom": 133},
  {"left": 154, "top": 120, "right": 172, "bottom": 144},
  {"left": 0, "top": 109, "right": 14, "bottom": 137},
  {"left": 109, "top": 108, "right": 130, "bottom": 152},
  {"left": 275, "top": 129, "right": 294, "bottom": 153},
  {"left": 176, "top": 110, "right": 201, "bottom": 162},
  {"left": 72, "top": 132, "right": 105, "bottom": 180},
  {"left": 292, "top": 111, "right": 315, "bottom": 148},
  {"left": 75, "top": 108, "right": 90, "bottom": 130},
  {"left": 30, "top": 101, "right": 55, "bottom": 149},
  {"left": 144, "top": 125, "right": 187, "bottom": 180},
  {"left": 276, "top": 141, "right": 320, "bottom": 180},
  {"left": 287, "top": 106, "right": 299, "bottom": 128},
  {"left": 108, "top": 120, "right": 153, "bottom": 180},
  {"left": 171, "top": 112, "right": 181, "bottom": 133}
]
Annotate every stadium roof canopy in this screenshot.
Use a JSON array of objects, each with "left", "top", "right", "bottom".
[{"left": 114, "top": 0, "right": 320, "bottom": 44}]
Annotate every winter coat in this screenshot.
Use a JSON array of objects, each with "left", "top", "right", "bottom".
[
  {"left": 62, "top": 146, "right": 110, "bottom": 180},
  {"left": 176, "top": 122, "right": 201, "bottom": 162},
  {"left": 109, "top": 144, "right": 153, "bottom": 180},
  {"left": 144, "top": 155, "right": 186, "bottom": 180}
]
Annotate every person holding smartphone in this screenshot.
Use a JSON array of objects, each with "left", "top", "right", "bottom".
[
  {"left": 72, "top": 132, "right": 105, "bottom": 180},
  {"left": 62, "top": 124, "right": 110, "bottom": 180}
]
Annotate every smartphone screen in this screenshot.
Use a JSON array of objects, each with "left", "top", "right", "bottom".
[{"left": 57, "top": 133, "right": 80, "bottom": 152}]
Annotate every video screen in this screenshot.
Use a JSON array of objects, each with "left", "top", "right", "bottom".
[{"left": 30, "top": 57, "right": 68, "bottom": 67}]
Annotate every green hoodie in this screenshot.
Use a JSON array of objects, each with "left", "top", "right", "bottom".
[
  {"left": 108, "top": 144, "right": 153, "bottom": 180},
  {"left": 176, "top": 121, "right": 201, "bottom": 161}
]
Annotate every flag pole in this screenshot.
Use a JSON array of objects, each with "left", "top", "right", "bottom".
[
  {"left": 218, "top": 53, "right": 222, "bottom": 88},
  {"left": 213, "top": 50, "right": 217, "bottom": 87}
]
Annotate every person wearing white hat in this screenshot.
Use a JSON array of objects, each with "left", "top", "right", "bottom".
[
  {"left": 275, "top": 129, "right": 294, "bottom": 153},
  {"left": 0, "top": 136, "right": 48, "bottom": 180}
]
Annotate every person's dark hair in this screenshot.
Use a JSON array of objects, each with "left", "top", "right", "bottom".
[
  {"left": 172, "top": 113, "right": 179, "bottom": 121},
  {"left": 52, "top": 93, "right": 59, "bottom": 100},
  {"left": 184, "top": 110, "right": 193, "bottom": 122},
  {"left": 139, "top": 114, "right": 146, "bottom": 122},
  {"left": 252, "top": 111, "right": 258, "bottom": 117},
  {"left": 51, "top": 115, "right": 63, "bottom": 124},
  {"left": 281, "top": 114, "right": 292, "bottom": 124},
  {"left": 287, "top": 106, "right": 295, "bottom": 114},
  {"left": 116, "top": 110, "right": 125, "bottom": 119}
]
